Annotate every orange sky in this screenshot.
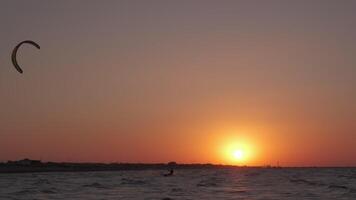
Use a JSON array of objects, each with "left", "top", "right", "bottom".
[{"left": 0, "top": 1, "right": 356, "bottom": 166}]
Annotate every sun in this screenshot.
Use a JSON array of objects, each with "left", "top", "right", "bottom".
[
  {"left": 220, "top": 139, "right": 254, "bottom": 165},
  {"left": 233, "top": 149, "right": 244, "bottom": 160},
  {"left": 213, "top": 127, "right": 261, "bottom": 165}
]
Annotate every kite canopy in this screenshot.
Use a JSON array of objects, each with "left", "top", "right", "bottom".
[{"left": 11, "top": 40, "right": 41, "bottom": 74}]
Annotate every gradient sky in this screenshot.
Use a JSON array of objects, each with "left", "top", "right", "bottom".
[{"left": 1, "top": 0, "right": 356, "bottom": 166}]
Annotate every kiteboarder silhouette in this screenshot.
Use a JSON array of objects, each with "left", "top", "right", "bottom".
[
  {"left": 163, "top": 169, "right": 174, "bottom": 177},
  {"left": 163, "top": 162, "right": 176, "bottom": 177}
]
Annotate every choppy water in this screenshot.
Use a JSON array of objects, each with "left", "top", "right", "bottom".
[{"left": 0, "top": 168, "right": 356, "bottom": 199}]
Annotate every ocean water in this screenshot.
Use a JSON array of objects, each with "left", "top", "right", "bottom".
[{"left": 0, "top": 168, "right": 356, "bottom": 200}]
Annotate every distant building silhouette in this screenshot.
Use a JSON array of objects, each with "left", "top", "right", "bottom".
[
  {"left": 168, "top": 161, "right": 177, "bottom": 166},
  {"left": 7, "top": 158, "right": 42, "bottom": 166}
]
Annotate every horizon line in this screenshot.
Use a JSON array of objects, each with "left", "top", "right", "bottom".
[{"left": 2, "top": 158, "right": 356, "bottom": 168}]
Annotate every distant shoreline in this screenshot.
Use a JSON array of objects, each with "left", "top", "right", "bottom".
[
  {"left": 1, "top": 161, "right": 355, "bottom": 174},
  {"left": 0, "top": 162, "right": 243, "bottom": 174},
  {"left": 0, "top": 162, "right": 220, "bottom": 173}
]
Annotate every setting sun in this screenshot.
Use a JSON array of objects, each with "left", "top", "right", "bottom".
[
  {"left": 226, "top": 145, "right": 250, "bottom": 164},
  {"left": 233, "top": 149, "right": 244, "bottom": 160},
  {"left": 218, "top": 133, "right": 256, "bottom": 165}
]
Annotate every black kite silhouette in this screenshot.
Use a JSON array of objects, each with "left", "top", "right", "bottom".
[{"left": 11, "top": 40, "right": 40, "bottom": 74}]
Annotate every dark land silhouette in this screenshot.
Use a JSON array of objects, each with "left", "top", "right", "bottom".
[{"left": 0, "top": 158, "right": 247, "bottom": 173}]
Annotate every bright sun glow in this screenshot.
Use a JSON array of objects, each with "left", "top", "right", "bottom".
[
  {"left": 219, "top": 135, "right": 255, "bottom": 165},
  {"left": 214, "top": 127, "right": 259, "bottom": 165},
  {"left": 233, "top": 149, "right": 244, "bottom": 160}
]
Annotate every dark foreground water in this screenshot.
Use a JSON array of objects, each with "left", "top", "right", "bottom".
[{"left": 1, "top": 168, "right": 356, "bottom": 199}]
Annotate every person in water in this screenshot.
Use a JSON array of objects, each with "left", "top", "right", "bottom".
[
  {"left": 164, "top": 161, "right": 176, "bottom": 176},
  {"left": 164, "top": 169, "right": 174, "bottom": 176}
]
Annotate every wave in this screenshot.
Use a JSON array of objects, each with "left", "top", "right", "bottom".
[
  {"left": 33, "top": 178, "right": 51, "bottom": 185},
  {"left": 338, "top": 174, "right": 356, "bottom": 179},
  {"left": 121, "top": 178, "right": 146, "bottom": 185},
  {"left": 82, "top": 182, "right": 108, "bottom": 189},
  {"left": 41, "top": 188, "right": 57, "bottom": 194},
  {"left": 328, "top": 184, "right": 349, "bottom": 190},
  {"left": 245, "top": 172, "right": 260, "bottom": 177},
  {"left": 290, "top": 178, "right": 352, "bottom": 192},
  {"left": 196, "top": 177, "right": 220, "bottom": 187},
  {"left": 289, "top": 178, "right": 321, "bottom": 186},
  {"left": 10, "top": 189, "right": 37, "bottom": 195}
]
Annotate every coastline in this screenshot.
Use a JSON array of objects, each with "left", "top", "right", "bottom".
[
  {"left": 1, "top": 162, "right": 354, "bottom": 174},
  {"left": 0, "top": 162, "right": 225, "bottom": 173}
]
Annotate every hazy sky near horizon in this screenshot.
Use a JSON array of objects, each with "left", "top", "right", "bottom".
[{"left": 1, "top": 0, "right": 356, "bottom": 166}]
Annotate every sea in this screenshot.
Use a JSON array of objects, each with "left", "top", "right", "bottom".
[{"left": 0, "top": 168, "right": 356, "bottom": 199}]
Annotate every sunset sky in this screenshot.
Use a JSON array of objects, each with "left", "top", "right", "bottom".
[{"left": 0, "top": 0, "right": 356, "bottom": 166}]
